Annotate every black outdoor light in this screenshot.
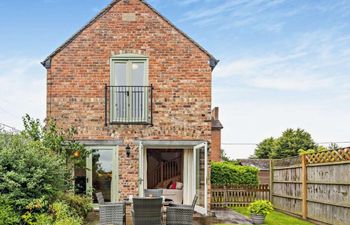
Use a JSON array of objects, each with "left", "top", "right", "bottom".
[{"left": 126, "top": 144, "right": 131, "bottom": 158}]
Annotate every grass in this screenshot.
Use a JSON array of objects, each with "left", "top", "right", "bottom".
[{"left": 232, "top": 207, "right": 314, "bottom": 225}]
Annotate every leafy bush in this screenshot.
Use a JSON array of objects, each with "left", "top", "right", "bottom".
[
  {"left": 59, "top": 192, "right": 93, "bottom": 218},
  {"left": 22, "top": 201, "right": 82, "bottom": 225},
  {"left": 52, "top": 201, "right": 82, "bottom": 225},
  {"left": 0, "top": 134, "right": 68, "bottom": 213},
  {"left": 211, "top": 162, "right": 259, "bottom": 186},
  {"left": 0, "top": 196, "right": 20, "bottom": 225},
  {"left": 0, "top": 115, "right": 92, "bottom": 224},
  {"left": 248, "top": 200, "right": 273, "bottom": 216}
]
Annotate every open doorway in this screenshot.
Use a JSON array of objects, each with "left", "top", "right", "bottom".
[{"left": 146, "top": 149, "right": 183, "bottom": 189}]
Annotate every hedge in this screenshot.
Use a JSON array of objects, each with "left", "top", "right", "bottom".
[{"left": 211, "top": 162, "right": 259, "bottom": 186}]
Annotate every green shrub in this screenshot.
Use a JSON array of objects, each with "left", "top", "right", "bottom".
[
  {"left": 58, "top": 192, "right": 92, "bottom": 218},
  {"left": 33, "top": 213, "right": 54, "bottom": 225},
  {"left": 22, "top": 211, "right": 54, "bottom": 225},
  {"left": 0, "top": 134, "right": 68, "bottom": 214},
  {"left": 52, "top": 201, "right": 82, "bottom": 225},
  {"left": 0, "top": 116, "right": 91, "bottom": 225},
  {"left": 248, "top": 200, "right": 273, "bottom": 216},
  {"left": 211, "top": 162, "right": 259, "bottom": 186},
  {"left": 0, "top": 196, "right": 20, "bottom": 225}
]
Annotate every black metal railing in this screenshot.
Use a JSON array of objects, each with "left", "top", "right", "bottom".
[{"left": 105, "top": 85, "right": 153, "bottom": 125}]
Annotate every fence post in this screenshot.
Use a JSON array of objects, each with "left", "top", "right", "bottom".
[
  {"left": 269, "top": 159, "right": 274, "bottom": 202},
  {"left": 301, "top": 154, "right": 308, "bottom": 219},
  {"left": 224, "top": 185, "right": 227, "bottom": 208}
]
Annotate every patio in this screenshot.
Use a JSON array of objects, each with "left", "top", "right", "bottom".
[{"left": 84, "top": 209, "right": 253, "bottom": 225}]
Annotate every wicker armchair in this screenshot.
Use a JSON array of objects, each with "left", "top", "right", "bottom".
[
  {"left": 166, "top": 206, "right": 194, "bottom": 225},
  {"left": 96, "top": 192, "right": 126, "bottom": 225},
  {"left": 144, "top": 189, "right": 163, "bottom": 197},
  {"left": 132, "top": 197, "right": 163, "bottom": 225},
  {"left": 169, "top": 194, "right": 198, "bottom": 209}
]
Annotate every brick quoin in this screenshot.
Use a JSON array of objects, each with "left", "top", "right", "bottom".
[{"left": 43, "top": 0, "right": 218, "bottom": 210}]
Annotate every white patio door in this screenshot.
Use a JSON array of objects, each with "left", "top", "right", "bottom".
[
  {"left": 138, "top": 142, "right": 147, "bottom": 196},
  {"left": 86, "top": 146, "right": 118, "bottom": 203},
  {"left": 193, "top": 142, "right": 208, "bottom": 215}
]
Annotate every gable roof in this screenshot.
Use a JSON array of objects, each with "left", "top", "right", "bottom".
[
  {"left": 41, "top": 0, "right": 219, "bottom": 69},
  {"left": 211, "top": 119, "right": 223, "bottom": 130}
]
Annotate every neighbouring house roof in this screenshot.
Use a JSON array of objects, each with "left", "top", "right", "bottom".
[
  {"left": 238, "top": 159, "right": 270, "bottom": 170},
  {"left": 41, "top": 0, "right": 219, "bottom": 69},
  {"left": 211, "top": 119, "right": 223, "bottom": 130}
]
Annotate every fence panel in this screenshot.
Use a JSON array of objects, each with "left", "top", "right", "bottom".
[
  {"left": 272, "top": 157, "right": 303, "bottom": 216},
  {"left": 211, "top": 185, "right": 270, "bottom": 208},
  {"left": 271, "top": 148, "right": 350, "bottom": 225}
]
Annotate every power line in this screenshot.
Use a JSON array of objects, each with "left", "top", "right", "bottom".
[
  {"left": 0, "top": 104, "right": 20, "bottom": 120},
  {"left": 318, "top": 141, "right": 350, "bottom": 144},
  {"left": 222, "top": 143, "right": 257, "bottom": 146},
  {"left": 223, "top": 141, "right": 350, "bottom": 146},
  {"left": 0, "top": 123, "right": 20, "bottom": 133}
]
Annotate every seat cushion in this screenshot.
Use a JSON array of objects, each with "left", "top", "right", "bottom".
[{"left": 162, "top": 189, "right": 183, "bottom": 204}]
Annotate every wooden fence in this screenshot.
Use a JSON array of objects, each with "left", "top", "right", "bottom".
[
  {"left": 271, "top": 148, "right": 350, "bottom": 225},
  {"left": 211, "top": 184, "right": 270, "bottom": 208}
]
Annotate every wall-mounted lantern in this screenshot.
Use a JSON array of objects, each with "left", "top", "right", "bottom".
[{"left": 126, "top": 144, "right": 131, "bottom": 158}]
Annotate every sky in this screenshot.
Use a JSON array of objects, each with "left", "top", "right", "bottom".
[{"left": 0, "top": 0, "right": 350, "bottom": 159}]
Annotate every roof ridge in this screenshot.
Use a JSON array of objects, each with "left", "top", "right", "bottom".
[{"left": 41, "top": 0, "right": 218, "bottom": 69}]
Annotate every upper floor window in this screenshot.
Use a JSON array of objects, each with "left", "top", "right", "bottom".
[{"left": 108, "top": 54, "right": 152, "bottom": 124}]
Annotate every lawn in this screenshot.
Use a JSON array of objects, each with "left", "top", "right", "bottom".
[{"left": 231, "top": 207, "right": 314, "bottom": 225}]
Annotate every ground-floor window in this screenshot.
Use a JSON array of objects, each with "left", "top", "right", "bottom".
[{"left": 74, "top": 146, "right": 118, "bottom": 203}]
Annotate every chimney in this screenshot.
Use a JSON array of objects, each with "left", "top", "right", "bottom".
[{"left": 212, "top": 107, "right": 219, "bottom": 120}]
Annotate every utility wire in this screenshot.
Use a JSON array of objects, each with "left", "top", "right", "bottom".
[
  {"left": 0, "top": 122, "right": 20, "bottom": 133},
  {"left": 223, "top": 141, "right": 350, "bottom": 146}
]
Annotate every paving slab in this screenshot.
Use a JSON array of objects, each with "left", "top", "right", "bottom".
[{"left": 85, "top": 209, "right": 253, "bottom": 225}]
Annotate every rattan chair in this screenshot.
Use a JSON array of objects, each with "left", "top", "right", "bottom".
[
  {"left": 132, "top": 197, "right": 163, "bottom": 225},
  {"left": 144, "top": 189, "right": 163, "bottom": 197},
  {"left": 169, "top": 194, "right": 198, "bottom": 209},
  {"left": 96, "top": 192, "right": 126, "bottom": 225},
  {"left": 166, "top": 206, "right": 194, "bottom": 225}
]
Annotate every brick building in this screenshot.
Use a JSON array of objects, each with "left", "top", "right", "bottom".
[
  {"left": 42, "top": 0, "right": 219, "bottom": 214},
  {"left": 211, "top": 107, "right": 224, "bottom": 162}
]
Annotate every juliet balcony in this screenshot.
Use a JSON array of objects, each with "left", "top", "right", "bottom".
[{"left": 105, "top": 85, "right": 153, "bottom": 125}]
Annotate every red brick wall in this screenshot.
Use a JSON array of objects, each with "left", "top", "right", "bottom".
[
  {"left": 211, "top": 129, "right": 221, "bottom": 162},
  {"left": 46, "top": 0, "right": 212, "bottom": 204},
  {"left": 211, "top": 107, "right": 222, "bottom": 162}
]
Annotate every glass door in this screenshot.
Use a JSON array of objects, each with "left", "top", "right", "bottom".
[
  {"left": 193, "top": 143, "right": 208, "bottom": 215},
  {"left": 111, "top": 59, "right": 147, "bottom": 122},
  {"left": 113, "top": 62, "right": 128, "bottom": 121},
  {"left": 86, "top": 146, "right": 118, "bottom": 203},
  {"left": 130, "top": 61, "right": 147, "bottom": 122}
]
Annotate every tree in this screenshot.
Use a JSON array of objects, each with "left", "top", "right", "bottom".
[
  {"left": 254, "top": 137, "right": 275, "bottom": 159},
  {"left": 271, "top": 128, "right": 316, "bottom": 159},
  {"left": 22, "top": 114, "right": 90, "bottom": 168},
  {"left": 221, "top": 149, "right": 238, "bottom": 163},
  {"left": 221, "top": 149, "right": 231, "bottom": 161},
  {"left": 328, "top": 142, "right": 340, "bottom": 151}
]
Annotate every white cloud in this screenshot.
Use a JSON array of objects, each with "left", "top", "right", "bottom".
[
  {"left": 213, "top": 27, "right": 350, "bottom": 92},
  {"left": 0, "top": 57, "right": 46, "bottom": 129},
  {"left": 217, "top": 100, "right": 350, "bottom": 159},
  {"left": 251, "top": 74, "right": 334, "bottom": 91}
]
